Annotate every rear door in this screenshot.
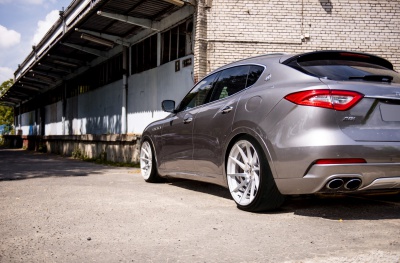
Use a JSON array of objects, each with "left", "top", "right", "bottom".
[{"left": 192, "top": 65, "right": 264, "bottom": 179}]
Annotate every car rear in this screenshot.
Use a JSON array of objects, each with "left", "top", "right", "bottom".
[{"left": 269, "top": 51, "right": 400, "bottom": 194}]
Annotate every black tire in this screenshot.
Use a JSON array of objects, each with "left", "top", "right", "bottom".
[
  {"left": 140, "top": 140, "right": 164, "bottom": 183},
  {"left": 226, "top": 135, "right": 285, "bottom": 212}
]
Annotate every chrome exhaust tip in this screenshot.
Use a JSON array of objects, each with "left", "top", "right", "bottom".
[
  {"left": 344, "top": 179, "right": 362, "bottom": 190},
  {"left": 326, "top": 179, "right": 344, "bottom": 190}
]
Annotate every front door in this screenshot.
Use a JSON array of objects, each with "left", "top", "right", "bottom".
[
  {"left": 160, "top": 109, "right": 198, "bottom": 174},
  {"left": 159, "top": 72, "right": 219, "bottom": 174}
]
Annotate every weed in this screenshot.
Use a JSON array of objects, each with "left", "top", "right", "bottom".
[
  {"left": 38, "top": 144, "right": 47, "bottom": 153},
  {"left": 72, "top": 148, "right": 86, "bottom": 159}
]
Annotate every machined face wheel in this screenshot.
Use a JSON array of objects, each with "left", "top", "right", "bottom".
[
  {"left": 227, "top": 140, "right": 261, "bottom": 206},
  {"left": 140, "top": 141, "right": 153, "bottom": 180}
]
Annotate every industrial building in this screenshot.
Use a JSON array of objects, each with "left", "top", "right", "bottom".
[{"left": 1, "top": 0, "right": 399, "bottom": 162}]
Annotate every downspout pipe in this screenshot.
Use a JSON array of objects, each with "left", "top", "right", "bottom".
[{"left": 121, "top": 46, "right": 128, "bottom": 134}]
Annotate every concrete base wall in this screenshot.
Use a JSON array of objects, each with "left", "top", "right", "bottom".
[{"left": 3, "top": 135, "right": 141, "bottom": 163}]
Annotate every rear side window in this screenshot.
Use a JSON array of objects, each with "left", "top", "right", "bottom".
[
  {"left": 284, "top": 52, "right": 400, "bottom": 83},
  {"left": 209, "top": 66, "right": 250, "bottom": 102},
  {"left": 246, "top": 65, "right": 264, "bottom": 87},
  {"left": 209, "top": 65, "right": 264, "bottom": 103}
]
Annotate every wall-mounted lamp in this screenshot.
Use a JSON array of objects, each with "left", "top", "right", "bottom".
[
  {"left": 80, "top": 33, "right": 115, "bottom": 48},
  {"left": 301, "top": 33, "right": 311, "bottom": 42}
]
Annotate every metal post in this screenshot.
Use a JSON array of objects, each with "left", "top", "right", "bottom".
[
  {"left": 19, "top": 103, "right": 21, "bottom": 130},
  {"left": 157, "top": 33, "right": 161, "bottom": 66},
  {"left": 62, "top": 82, "right": 67, "bottom": 135},
  {"left": 13, "top": 106, "right": 17, "bottom": 131},
  {"left": 121, "top": 46, "right": 128, "bottom": 134}
]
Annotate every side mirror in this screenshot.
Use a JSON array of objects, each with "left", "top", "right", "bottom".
[{"left": 162, "top": 100, "right": 175, "bottom": 113}]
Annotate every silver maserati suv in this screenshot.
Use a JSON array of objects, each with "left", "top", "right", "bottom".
[{"left": 140, "top": 50, "right": 400, "bottom": 212}]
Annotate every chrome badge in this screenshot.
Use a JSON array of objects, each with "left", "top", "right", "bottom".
[{"left": 343, "top": 116, "right": 356, "bottom": 121}]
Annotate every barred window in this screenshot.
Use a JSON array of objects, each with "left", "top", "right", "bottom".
[
  {"left": 131, "top": 34, "right": 157, "bottom": 74},
  {"left": 161, "top": 21, "right": 190, "bottom": 64}
]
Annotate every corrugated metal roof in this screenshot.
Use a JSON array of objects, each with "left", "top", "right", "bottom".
[{"left": 0, "top": 0, "right": 188, "bottom": 106}]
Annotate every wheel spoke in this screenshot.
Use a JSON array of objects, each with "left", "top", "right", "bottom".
[
  {"left": 252, "top": 153, "right": 259, "bottom": 166},
  {"left": 229, "top": 156, "right": 246, "bottom": 170},
  {"left": 239, "top": 180, "right": 252, "bottom": 204},
  {"left": 236, "top": 144, "right": 248, "bottom": 163},
  {"left": 140, "top": 157, "right": 150, "bottom": 162},
  {"left": 231, "top": 179, "right": 247, "bottom": 193},
  {"left": 227, "top": 173, "right": 247, "bottom": 178},
  {"left": 142, "top": 147, "right": 150, "bottom": 157},
  {"left": 250, "top": 177, "right": 257, "bottom": 200},
  {"left": 246, "top": 144, "right": 253, "bottom": 165}
]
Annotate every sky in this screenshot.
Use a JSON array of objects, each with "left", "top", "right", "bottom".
[{"left": 0, "top": 0, "right": 72, "bottom": 84}]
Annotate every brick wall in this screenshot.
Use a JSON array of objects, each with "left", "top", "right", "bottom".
[
  {"left": 193, "top": 0, "right": 209, "bottom": 82},
  {"left": 194, "top": 0, "right": 400, "bottom": 77}
]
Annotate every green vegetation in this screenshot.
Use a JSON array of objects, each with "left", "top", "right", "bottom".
[{"left": 0, "top": 79, "right": 14, "bottom": 134}]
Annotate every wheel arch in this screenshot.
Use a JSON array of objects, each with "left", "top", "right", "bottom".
[{"left": 223, "top": 128, "right": 279, "bottom": 186}]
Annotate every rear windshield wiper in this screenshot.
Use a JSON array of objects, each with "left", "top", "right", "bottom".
[{"left": 349, "top": 75, "right": 393, "bottom": 82}]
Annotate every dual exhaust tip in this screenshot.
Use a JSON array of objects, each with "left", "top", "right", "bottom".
[{"left": 326, "top": 178, "right": 362, "bottom": 191}]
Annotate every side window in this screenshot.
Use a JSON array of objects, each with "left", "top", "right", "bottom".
[
  {"left": 209, "top": 66, "right": 250, "bottom": 102},
  {"left": 246, "top": 65, "right": 264, "bottom": 87},
  {"left": 177, "top": 73, "right": 218, "bottom": 111}
]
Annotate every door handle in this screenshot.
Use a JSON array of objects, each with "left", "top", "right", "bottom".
[
  {"left": 183, "top": 117, "right": 193, "bottom": 124},
  {"left": 221, "top": 106, "right": 233, "bottom": 114}
]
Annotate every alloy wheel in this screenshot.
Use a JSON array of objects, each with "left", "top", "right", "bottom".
[
  {"left": 227, "top": 140, "right": 261, "bottom": 206},
  {"left": 140, "top": 141, "right": 153, "bottom": 180}
]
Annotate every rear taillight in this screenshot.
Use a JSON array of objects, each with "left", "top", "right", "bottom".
[
  {"left": 284, "top": 90, "right": 364, "bottom": 111},
  {"left": 315, "top": 158, "right": 367, "bottom": 165}
]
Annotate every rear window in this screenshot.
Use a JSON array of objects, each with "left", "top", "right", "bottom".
[{"left": 284, "top": 52, "right": 400, "bottom": 83}]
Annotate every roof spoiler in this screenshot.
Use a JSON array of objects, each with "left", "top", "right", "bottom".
[{"left": 282, "top": 50, "right": 393, "bottom": 70}]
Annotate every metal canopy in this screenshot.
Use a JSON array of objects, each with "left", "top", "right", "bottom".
[{"left": 0, "top": 0, "right": 187, "bottom": 106}]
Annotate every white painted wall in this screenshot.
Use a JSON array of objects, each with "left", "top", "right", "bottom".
[
  {"left": 44, "top": 101, "right": 63, "bottom": 135},
  {"left": 19, "top": 56, "right": 194, "bottom": 136},
  {"left": 127, "top": 55, "right": 194, "bottom": 134},
  {"left": 20, "top": 110, "right": 38, "bottom": 135},
  {"left": 63, "top": 80, "right": 123, "bottom": 135},
  {"left": 77, "top": 80, "right": 122, "bottom": 135}
]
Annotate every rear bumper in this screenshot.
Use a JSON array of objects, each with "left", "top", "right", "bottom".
[
  {"left": 360, "top": 177, "right": 400, "bottom": 191},
  {"left": 275, "top": 162, "right": 400, "bottom": 195}
]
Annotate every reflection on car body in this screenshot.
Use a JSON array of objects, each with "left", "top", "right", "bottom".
[{"left": 140, "top": 50, "right": 400, "bottom": 212}]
